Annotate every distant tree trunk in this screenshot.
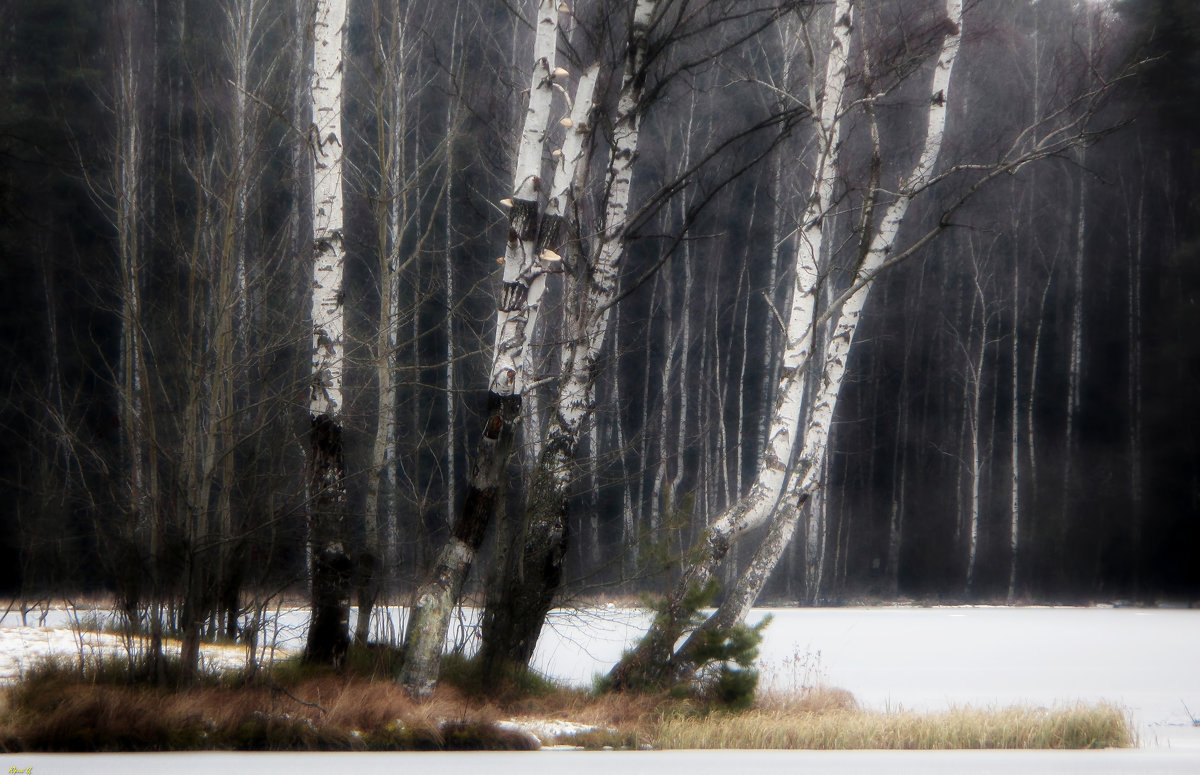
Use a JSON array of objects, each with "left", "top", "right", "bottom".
[
  {"left": 1058, "top": 15, "right": 1095, "bottom": 593},
  {"left": 399, "top": 0, "right": 564, "bottom": 698},
  {"left": 443, "top": 5, "right": 463, "bottom": 540},
  {"left": 359, "top": 0, "right": 407, "bottom": 648},
  {"left": 886, "top": 266, "right": 924, "bottom": 597},
  {"left": 963, "top": 243, "right": 992, "bottom": 596},
  {"left": 112, "top": 0, "right": 153, "bottom": 601},
  {"left": 108, "top": 0, "right": 164, "bottom": 675},
  {"left": 304, "top": 0, "right": 351, "bottom": 667},
  {"left": 1061, "top": 166, "right": 1085, "bottom": 557},
  {"left": 1124, "top": 152, "right": 1145, "bottom": 596},
  {"left": 1007, "top": 250, "right": 1021, "bottom": 602}
]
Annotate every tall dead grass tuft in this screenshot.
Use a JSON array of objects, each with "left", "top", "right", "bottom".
[
  {"left": 755, "top": 685, "right": 858, "bottom": 714},
  {"left": 653, "top": 703, "right": 1134, "bottom": 750}
]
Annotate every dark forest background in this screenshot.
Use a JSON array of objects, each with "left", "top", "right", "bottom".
[{"left": 0, "top": 0, "right": 1196, "bottom": 618}]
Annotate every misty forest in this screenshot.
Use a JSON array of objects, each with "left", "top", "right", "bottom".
[{"left": 0, "top": 0, "right": 1197, "bottom": 691}]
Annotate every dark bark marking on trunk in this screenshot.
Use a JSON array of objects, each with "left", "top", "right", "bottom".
[{"left": 304, "top": 413, "right": 351, "bottom": 666}]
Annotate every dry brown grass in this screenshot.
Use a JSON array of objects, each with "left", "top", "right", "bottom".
[
  {"left": 653, "top": 703, "right": 1134, "bottom": 750},
  {"left": 0, "top": 651, "right": 1135, "bottom": 753},
  {"left": 0, "top": 669, "right": 535, "bottom": 752}
]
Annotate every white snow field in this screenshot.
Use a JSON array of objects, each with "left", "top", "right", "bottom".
[
  {"left": 1, "top": 602, "right": 1197, "bottom": 773},
  {"left": 529, "top": 604, "right": 1200, "bottom": 750}
]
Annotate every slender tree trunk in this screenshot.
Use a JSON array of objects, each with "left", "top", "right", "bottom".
[
  {"left": 609, "top": 0, "right": 857, "bottom": 689},
  {"left": 304, "top": 0, "right": 351, "bottom": 667},
  {"left": 113, "top": 0, "right": 152, "bottom": 600},
  {"left": 443, "top": 5, "right": 462, "bottom": 536},
  {"left": 400, "top": 0, "right": 564, "bottom": 698},
  {"left": 964, "top": 260, "right": 989, "bottom": 595},
  {"left": 887, "top": 266, "right": 923, "bottom": 596},
  {"left": 1126, "top": 157, "right": 1144, "bottom": 597},
  {"left": 359, "top": 0, "right": 408, "bottom": 647},
  {"left": 1058, "top": 16, "right": 1095, "bottom": 593},
  {"left": 1007, "top": 252, "right": 1021, "bottom": 602},
  {"left": 662, "top": 0, "right": 964, "bottom": 678}
]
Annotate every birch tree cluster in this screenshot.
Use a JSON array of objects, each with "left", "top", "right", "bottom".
[{"left": 0, "top": 0, "right": 1196, "bottom": 686}]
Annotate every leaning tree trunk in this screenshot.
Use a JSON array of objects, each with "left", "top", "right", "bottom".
[
  {"left": 669, "top": 0, "right": 964, "bottom": 675},
  {"left": 608, "top": 0, "right": 855, "bottom": 690},
  {"left": 478, "top": 0, "right": 650, "bottom": 673},
  {"left": 399, "top": 0, "right": 564, "bottom": 699},
  {"left": 303, "top": 0, "right": 352, "bottom": 667}
]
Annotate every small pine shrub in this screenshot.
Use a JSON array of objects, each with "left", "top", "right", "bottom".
[{"left": 608, "top": 579, "right": 770, "bottom": 710}]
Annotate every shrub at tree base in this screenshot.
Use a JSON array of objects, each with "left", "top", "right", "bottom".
[{"left": 601, "top": 580, "right": 770, "bottom": 709}]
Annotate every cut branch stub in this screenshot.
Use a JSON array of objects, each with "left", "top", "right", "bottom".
[{"left": 483, "top": 414, "right": 504, "bottom": 440}]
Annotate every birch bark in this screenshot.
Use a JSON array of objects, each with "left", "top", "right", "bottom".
[
  {"left": 609, "top": 0, "right": 855, "bottom": 688},
  {"left": 399, "top": 0, "right": 564, "bottom": 698},
  {"left": 619, "top": 0, "right": 964, "bottom": 683},
  {"left": 304, "top": 0, "right": 351, "bottom": 666},
  {"left": 479, "top": 0, "right": 653, "bottom": 673},
  {"left": 693, "top": 0, "right": 963, "bottom": 643}
]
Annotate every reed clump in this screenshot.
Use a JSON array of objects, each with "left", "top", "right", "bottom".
[{"left": 652, "top": 703, "right": 1134, "bottom": 750}]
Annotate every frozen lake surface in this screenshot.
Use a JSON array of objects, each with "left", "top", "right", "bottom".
[
  {"left": 2, "top": 602, "right": 1197, "bottom": 752},
  {"left": 6, "top": 748, "right": 1200, "bottom": 775},
  {"left": 529, "top": 604, "right": 1200, "bottom": 749}
]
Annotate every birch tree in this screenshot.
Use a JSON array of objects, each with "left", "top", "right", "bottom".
[
  {"left": 399, "top": 0, "right": 572, "bottom": 698},
  {"left": 478, "top": 0, "right": 654, "bottom": 674},
  {"left": 304, "top": 0, "right": 352, "bottom": 667},
  {"left": 610, "top": 0, "right": 858, "bottom": 688},
  {"left": 611, "top": 0, "right": 967, "bottom": 689}
]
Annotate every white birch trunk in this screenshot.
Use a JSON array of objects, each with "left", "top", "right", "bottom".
[
  {"left": 668, "top": 0, "right": 854, "bottom": 593},
  {"left": 309, "top": 0, "right": 347, "bottom": 426},
  {"left": 400, "top": 0, "right": 564, "bottom": 698},
  {"left": 477, "top": 54, "right": 606, "bottom": 672},
  {"left": 491, "top": 0, "right": 560, "bottom": 398},
  {"left": 759, "top": 15, "right": 798, "bottom": 478},
  {"left": 610, "top": 0, "right": 856, "bottom": 687},
  {"left": 1007, "top": 256, "right": 1021, "bottom": 602},
  {"left": 304, "top": 0, "right": 351, "bottom": 666},
  {"left": 680, "top": 0, "right": 964, "bottom": 647}
]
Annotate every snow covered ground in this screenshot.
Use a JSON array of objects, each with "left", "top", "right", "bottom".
[
  {"left": 1, "top": 602, "right": 1196, "bottom": 749},
  {"left": 531, "top": 604, "right": 1200, "bottom": 750}
]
